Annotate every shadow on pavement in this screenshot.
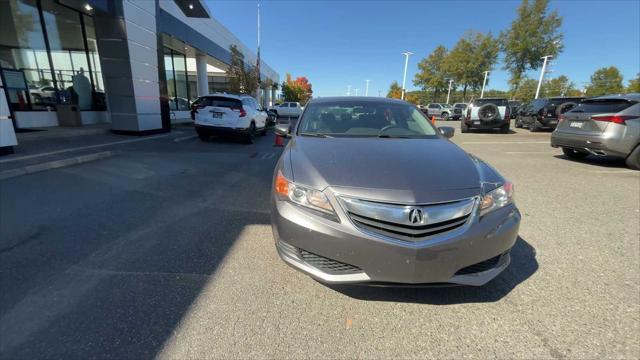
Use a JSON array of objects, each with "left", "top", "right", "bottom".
[
  {"left": 553, "top": 154, "right": 628, "bottom": 169},
  {"left": 326, "top": 236, "right": 538, "bottom": 305}
]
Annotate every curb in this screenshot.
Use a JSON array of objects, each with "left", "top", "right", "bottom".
[{"left": 0, "top": 151, "right": 114, "bottom": 180}]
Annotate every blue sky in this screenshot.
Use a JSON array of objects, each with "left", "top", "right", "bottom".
[{"left": 205, "top": 0, "right": 640, "bottom": 97}]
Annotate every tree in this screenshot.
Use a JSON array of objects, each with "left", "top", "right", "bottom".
[
  {"left": 585, "top": 66, "right": 624, "bottom": 96},
  {"left": 513, "top": 78, "right": 539, "bottom": 100},
  {"left": 386, "top": 81, "right": 403, "bottom": 99},
  {"left": 501, "top": 0, "right": 563, "bottom": 93},
  {"left": 627, "top": 73, "right": 640, "bottom": 93},
  {"left": 228, "top": 45, "right": 259, "bottom": 95},
  {"left": 413, "top": 46, "right": 449, "bottom": 99},
  {"left": 280, "top": 74, "right": 313, "bottom": 105},
  {"left": 542, "top": 75, "right": 577, "bottom": 97},
  {"left": 444, "top": 31, "right": 500, "bottom": 100}
]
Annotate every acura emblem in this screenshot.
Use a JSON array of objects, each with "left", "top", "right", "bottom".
[{"left": 409, "top": 208, "right": 424, "bottom": 224}]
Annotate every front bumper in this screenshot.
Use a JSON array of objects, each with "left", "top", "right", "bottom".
[
  {"left": 551, "top": 130, "right": 629, "bottom": 158},
  {"left": 271, "top": 194, "right": 520, "bottom": 286}
]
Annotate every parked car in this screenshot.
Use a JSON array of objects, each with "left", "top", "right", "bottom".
[
  {"left": 508, "top": 100, "right": 522, "bottom": 119},
  {"left": 517, "top": 96, "right": 585, "bottom": 132},
  {"left": 451, "top": 103, "right": 468, "bottom": 120},
  {"left": 551, "top": 93, "right": 640, "bottom": 170},
  {"left": 269, "top": 102, "right": 304, "bottom": 118},
  {"left": 29, "top": 85, "right": 57, "bottom": 103},
  {"left": 271, "top": 96, "right": 520, "bottom": 286},
  {"left": 191, "top": 93, "right": 268, "bottom": 143},
  {"left": 425, "top": 103, "right": 451, "bottom": 120},
  {"left": 462, "top": 98, "right": 510, "bottom": 133}
]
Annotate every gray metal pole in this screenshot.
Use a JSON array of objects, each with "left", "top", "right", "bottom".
[
  {"left": 535, "top": 55, "right": 552, "bottom": 99},
  {"left": 401, "top": 52, "right": 413, "bottom": 100},
  {"left": 480, "top": 71, "right": 489, "bottom": 99}
]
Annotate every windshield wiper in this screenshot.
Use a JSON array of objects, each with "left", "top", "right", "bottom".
[
  {"left": 299, "top": 133, "right": 333, "bottom": 138},
  {"left": 377, "top": 134, "right": 411, "bottom": 138}
]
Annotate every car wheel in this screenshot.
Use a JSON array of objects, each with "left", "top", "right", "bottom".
[
  {"left": 625, "top": 144, "right": 640, "bottom": 170},
  {"left": 460, "top": 120, "right": 469, "bottom": 133},
  {"left": 197, "top": 130, "right": 209, "bottom": 141},
  {"left": 515, "top": 119, "right": 523, "bottom": 128},
  {"left": 500, "top": 124, "right": 510, "bottom": 134},
  {"left": 529, "top": 121, "right": 542, "bottom": 132},
  {"left": 245, "top": 123, "right": 256, "bottom": 144},
  {"left": 441, "top": 112, "right": 449, "bottom": 121},
  {"left": 562, "top": 147, "right": 589, "bottom": 159}
]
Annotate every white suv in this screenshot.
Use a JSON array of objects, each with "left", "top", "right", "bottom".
[
  {"left": 191, "top": 93, "right": 268, "bottom": 143},
  {"left": 269, "top": 102, "right": 304, "bottom": 118},
  {"left": 462, "top": 98, "right": 510, "bottom": 133}
]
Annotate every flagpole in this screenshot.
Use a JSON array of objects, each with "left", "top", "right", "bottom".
[{"left": 256, "top": 1, "right": 261, "bottom": 105}]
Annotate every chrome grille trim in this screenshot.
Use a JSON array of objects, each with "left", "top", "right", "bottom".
[{"left": 338, "top": 196, "right": 477, "bottom": 242}]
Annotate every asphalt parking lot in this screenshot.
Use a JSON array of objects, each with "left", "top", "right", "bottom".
[{"left": 1, "top": 122, "right": 638, "bottom": 359}]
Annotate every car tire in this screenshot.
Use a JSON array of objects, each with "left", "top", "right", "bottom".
[
  {"left": 477, "top": 103, "right": 499, "bottom": 121},
  {"left": 625, "top": 144, "right": 640, "bottom": 170},
  {"left": 197, "top": 130, "right": 209, "bottom": 141},
  {"left": 460, "top": 120, "right": 469, "bottom": 133},
  {"left": 529, "top": 120, "right": 542, "bottom": 132},
  {"left": 245, "top": 123, "right": 256, "bottom": 144},
  {"left": 441, "top": 112, "right": 449, "bottom": 121},
  {"left": 562, "top": 147, "right": 589, "bottom": 159},
  {"left": 515, "top": 118, "right": 523, "bottom": 128},
  {"left": 556, "top": 102, "right": 578, "bottom": 117}
]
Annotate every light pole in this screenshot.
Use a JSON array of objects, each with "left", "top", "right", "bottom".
[
  {"left": 347, "top": 85, "right": 351, "bottom": 96},
  {"left": 354, "top": 88, "right": 360, "bottom": 96},
  {"left": 365, "top": 79, "right": 370, "bottom": 96},
  {"left": 401, "top": 51, "right": 413, "bottom": 100},
  {"left": 446, "top": 79, "right": 454, "bottom": 104},
  {"left": 535, "top": 55, "right": 553, "bottom": 99},
  {"left": 480, "top": 71, "right": 490, "bottom": 98}
]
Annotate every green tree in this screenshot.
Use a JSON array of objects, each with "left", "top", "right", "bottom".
[
  {"left": 501, "top": 0, "right": 563, "bottom": 93},
  {"left": 542, "top": 75, "right": 577, "bottom": 97},
  {"left": 444, "top": 31, "right": 500, "bottom": 101},
  {"left": 513, "top": 78, "right": 539, "bottom": 100},
  {"left": 413, "top": 46, "right": 449, "bottom": 99},
  {"left": 585, "top": 66, "right": 624, "bottom": 96},
  {"left": 627, "top": 73, "right": 640, "bottom": 93},
  {"left": 386, "top": 81, "right": 403, "bottom": 99},
  {"left": 228, "top": 45, "right": 259, "bottom": 95}
]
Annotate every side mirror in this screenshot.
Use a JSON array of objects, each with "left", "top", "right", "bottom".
[
  {"left": 274, "top": 123, "right": 291, "bottom": 138},
  {"left": 438, "top": 126, "right": 455, "bottom": 138}
]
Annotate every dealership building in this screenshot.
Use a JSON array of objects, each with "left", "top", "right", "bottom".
[{"left": 0, "top": 0, "right": 279, "bottom": 153}]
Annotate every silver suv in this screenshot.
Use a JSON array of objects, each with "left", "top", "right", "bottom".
[
  {"left": 462, "top": 98, "right": 510, "bottom": 133},
  {"left": 551, "top": 93, "right": 640, "bottom": 170}
]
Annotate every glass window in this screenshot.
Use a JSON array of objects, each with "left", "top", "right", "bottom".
[
  {"left": 0, "top": 0, "right": 56, "bottom": 110},
  {"left": 172, "top": 51, "right": 189, "bottom": 110},
  {"left": 297, "top": 100, "right": 437, "bottom": 138},
  {"left": 570, "top": 99, "right": 636, "bottom": 114},
  {"left": 473, "top": 99, "right": 508, "bottom": 107},
  {"left": 164, "top": 47, "right": 176, "bottom": 110},
  {"left": 42, "top": 1, "right": 92, "bottom": 109}
]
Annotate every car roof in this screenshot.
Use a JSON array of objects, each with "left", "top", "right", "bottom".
[
  {"left": 308, "top": 96, "right": 409, "bottom": 105},
  {"left": 588, "top": 93, "right": 640, "bottom": 101}
]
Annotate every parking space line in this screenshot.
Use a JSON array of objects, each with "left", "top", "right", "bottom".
[
  {"left": 173, "top": 135, "right": 198, "bottom": 142},
  {"left": 587, "top": 169, "right": 638, "bottom": 174},
  {"left": 461, "top": 141, "right": 549, "bottom": 144}
]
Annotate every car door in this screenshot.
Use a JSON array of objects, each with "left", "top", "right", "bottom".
[
  {"left": 252, "top": 98, "right": 267, "bottom": 128},
  {"left": 428, "top": 104, "right": 440, "bottom": 118}
]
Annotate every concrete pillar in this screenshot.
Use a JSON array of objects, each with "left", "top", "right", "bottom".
[
  {"left": 196, "top": 54, "right": 208, "bottom": 96},
  {"left": 264, "top": 86, "right": 270, "bottom": 108},
  {"left": 93, "top": 0, "right": 166, "bottom": 134},
  {"left": 271, "top": 88, "right": 276, "bottom": 106}
]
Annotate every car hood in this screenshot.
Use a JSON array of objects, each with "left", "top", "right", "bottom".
[{"left": 288, "top": 137, "right": 486, "bottom": 203}]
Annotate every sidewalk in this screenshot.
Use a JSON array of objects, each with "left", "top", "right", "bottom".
[{"left": 0, "top": 125, "right": 184, "bottom": 180}]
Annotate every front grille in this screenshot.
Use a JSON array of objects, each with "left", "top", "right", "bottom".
[
  {"left": 340, "top": 197, "right": 476, "bottom": 242},
  {"left": 298, "top": 249, "right": 362, "bottom": 274},
  {"left": 349, "top": 212, "right": 470, "bottom": 240},
  {"left": 455, "top": 254, "right": 502, "bottom": 275}
]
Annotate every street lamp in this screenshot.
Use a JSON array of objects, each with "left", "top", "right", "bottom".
[
  {"left": 480, "top": 71, "right": 490, "bottom": 99},
  {"left": 446, "top": 79, "right": 454, "bottom": 104},
  {"left": 401, "top": 51, "right": 413, "bottom": 100},
  {"left": 347, "top": 85, "right": 351, "bottom": 96},
  {"left": 365, "top": 80, "right": 370, "bottom": 96},
  {"left": 354, "top": 88, "right": 360, "bottom": 96},
  {"left": 535, "top": 55, "right": 553, "bottom": 99}
]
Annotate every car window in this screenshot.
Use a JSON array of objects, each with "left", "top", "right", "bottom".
[
  {"left": 454, "top": 104, "right": 467, "bottom": 109},
  {"left": 204, "top": 96, "right": 242, "bottom": 109},
  {"left": 297, "top": 100, "right": 438, "bottom": 138},
  {"left": 290, "top": 103, "right": 297, "bottom": 108},
  {"left": 570, "top": 99, "right": 637, "bottom": 114},
  {"left": 472, "top": 99, "right": 508, "bottom": 107},
  {"left": 428, "top": 104, "right": 439, "bottom": 109}
]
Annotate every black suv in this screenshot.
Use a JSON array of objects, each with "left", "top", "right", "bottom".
[{"left": 516, "top": 97, "right": 585, "bottom": 132}]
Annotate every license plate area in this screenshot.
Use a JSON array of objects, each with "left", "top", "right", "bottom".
[
  {"left": 570, "top": 122, "right": 583, "bottom": 128},
  {"left": 212, "top": 112, "right": 224, "bottom": 118},
  {"left": 473, "top": 121, "right": 480, "bottom": 125}
]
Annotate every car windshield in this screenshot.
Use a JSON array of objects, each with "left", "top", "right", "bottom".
[
  {"left": 441, "top": 104, "right": 451, "bottom": 108},
  {"left": 297, "top": 100, "right": 438, "bottom": 138},
  {"left": 473, "top": 99, "right": 508, "bottom": 106},
  {"left": 569, "top": 99, "right": 635, "bottom": 114},
  {"left": 454, "top": 104, "right": 467, "bottom": 109}
]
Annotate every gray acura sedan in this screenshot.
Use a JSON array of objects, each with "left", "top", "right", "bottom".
[{"left": 271, "top": 97, "right": 521, "bottom": 286}]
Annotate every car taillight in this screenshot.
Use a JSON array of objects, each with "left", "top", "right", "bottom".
[
  {"left": 541, "top": 108, "right": 547, "bottom": 117},
  {"left": 590, "top": 115, "right": 637, "bottom": 125},
  {"left": 466, "top": 108, "right": 471, "bottom": 121},
  {"left": 504, "top": 108, "right": 510, "bottom": 121},
  {"left": 232, "top": 107, "right": 247, "bottom": 117}
]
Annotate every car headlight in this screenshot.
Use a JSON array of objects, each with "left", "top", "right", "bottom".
[
  {"left": 480, "top": 181, "right": 514, "bottom": 216},
  {"left": 275, "top": 170, "right": 336, "bottom": 217}
]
